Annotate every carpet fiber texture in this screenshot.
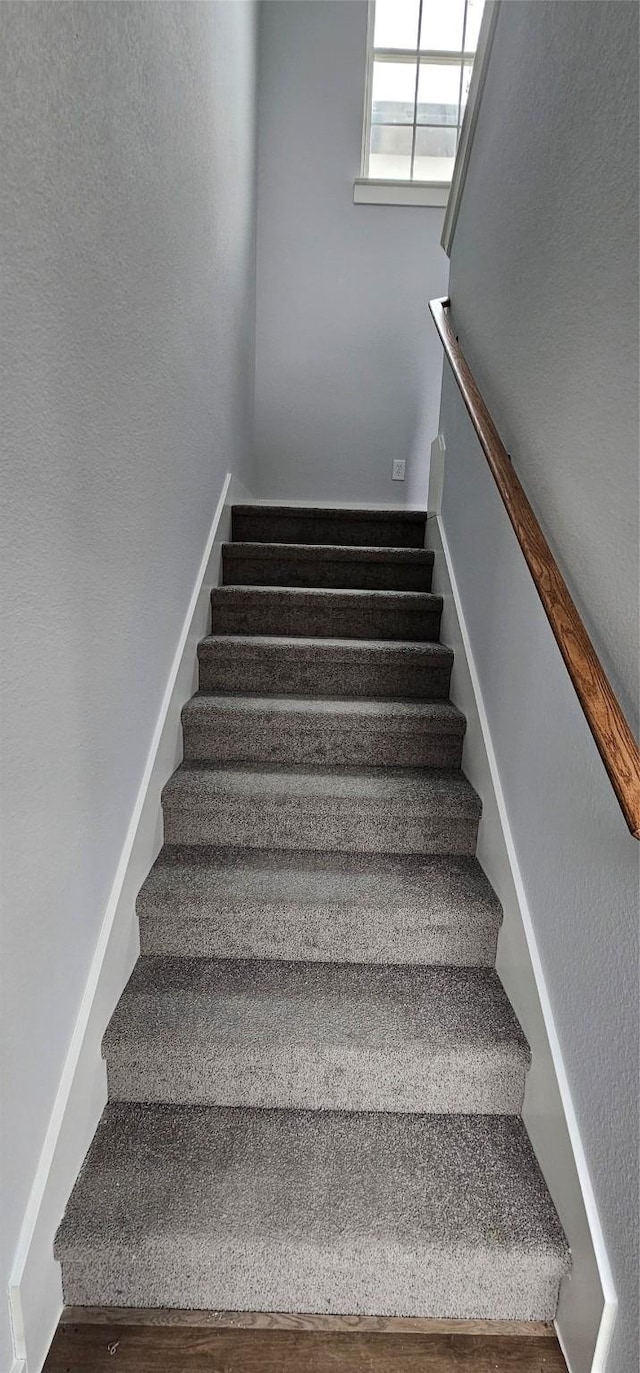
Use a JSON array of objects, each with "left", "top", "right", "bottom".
[
  {"left": 231, "top": 505, "right": 428, "bottom": 547},
  {"left": 55, "top": 504, "right": 569, "bottom": 1319},
  {"left": 161, "top": 763, "right": 482, "bottom": 854},
  {"left": 103, "top": 958, "right": 529, "bottom": 1111},
  {"left": 210, "top": 585, "right": 443, "bottom": 641},
  {"left": 197, "top": 634, "right": 454, "bottom": 699},
  {"left": 136, "top": 847, "right": 503, "bottom": 964},
  {"left": 55, "top": 1104, "right": 570, "bottom": 1317},
  {"left": 222, "top": 542, "right": 435, "bottom": 591},
  {"left": 181, "top": 693, "right": 466, "bottom": 767}
]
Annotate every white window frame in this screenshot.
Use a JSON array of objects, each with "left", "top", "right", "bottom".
[{"left": 354, "top": 0, "right": 494, "bottom": 209}]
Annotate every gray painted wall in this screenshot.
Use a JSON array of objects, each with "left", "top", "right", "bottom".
[
  {"left": 439, "top": 4, "right": 639, "bottom": 1368},
  {"left": 446, "top": 0, "right": 639, "bottom": 730},
  {"left": 254, "top": 0, "right": 449, "bottom": 506},
  {"left": 0, "top": 3, "right": 257, "bottom": 1365}
]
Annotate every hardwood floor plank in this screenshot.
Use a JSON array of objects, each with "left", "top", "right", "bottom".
[
  {"left": 60, "top": 1306, "right": 556, "bottom": 1336},
  {"left": 44, "top": 1322, "right": 568, "bottom": 1372}
]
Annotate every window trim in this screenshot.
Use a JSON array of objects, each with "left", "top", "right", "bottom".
[
  {"left": 355, "top": 0, "right": 487, "bottom": 208},
  {"left": 359, "top": 0, "right": 376, "bottom": 179},
  {"left": 441, "top": 1, "right": 501, "bottom": 250},
  {"left": 353, "top": 178, "right": 450, "bottom": 207}
]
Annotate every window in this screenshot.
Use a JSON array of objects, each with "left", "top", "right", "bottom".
[{"left": 356, "top": 0, "right": 485, "bottom": 205}]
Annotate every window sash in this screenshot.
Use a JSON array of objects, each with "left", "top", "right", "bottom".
[
  {"left": 373, "top": 49, "right": 471, "bottom": 64},
  {"left": 362, "top": 1, "right": 479, "bottom": 184}
]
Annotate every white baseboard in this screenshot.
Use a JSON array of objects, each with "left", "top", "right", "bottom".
[
  {"left": 425, "top": 512, "right": 616, "bottom": 1373},
  {"left": 7, "top": 470, "right": 251, "bottom": 1373}
]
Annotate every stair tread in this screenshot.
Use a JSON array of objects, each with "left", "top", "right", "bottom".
[
  {"left": 102, "top": 960, "right": 528, "bottom": 1112},
  {"left": 210, "top": 585, "right": 442, "bottom": 643},
  {"left": 55, "top": 1103, "right": 569, "bottom": 1318},
  {"left": 198, "top": 636, "right": 454, "bottom": 700},
  {"left": 138, "top": 847, "right": 501, "bottom": 926},
  {"left": 212, "top": 584, "right": 440, "bottom": 605},
  {"left": 198, "top": 634, "right": 454, "bottom": 660},
  {"left": 224, "top": 542, "right": 434, "bottom": 563},
  {"left": 223, "top": 542, "right": 434, "bottom": 590},
  {"left": 183, "top": 693, "right": 466, "bottom": 731},
  {"left": 137, "top": 848, "right": 501, "bottom": 966},
  {"left": 105, "top": 958, "right": 528, "bottom": 1060},
  {"left": 232, "top": 507, "right": 427, "bottom": 550},
  {"left": 163, "top": 762, "right": 482, "bottom": 815}
]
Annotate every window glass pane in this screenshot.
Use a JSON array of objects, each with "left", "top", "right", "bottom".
[
  {"left": 365, "top": 3, "right": 485, "bottom": 186},
  {"left": 464, "top": 0, "right": 485, "bottom": 52},
  {"left": 417, "top": 62, "right": 462, "bottom": 126},
  {"left": 413, "top": 125, "right": 456, "bottom": 181},
  {"left": 374, "top": 0, "right": 420, "bottom": 50},
  {"left": 368, "top": 124, "right": 413, "bottom": 180},
  {"left": 371, "top": 60, "right": 417, "bottom": 125},
  {"left": 414, "top": 125, "right": 458, "bottom": 158},
  {"left": 420, "top": 0, "right": 465, "bottom": 52}
]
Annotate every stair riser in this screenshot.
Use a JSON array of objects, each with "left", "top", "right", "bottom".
[
  {"left": 182, "top": 712, "right": 464, "bottom": 769},
  {"left": 59, "top": 1252, "right": 562, "bottom": 1321},
  {"left": 139, "top": 913, "right": 499, "bottom": 966},
  {"left": 210, "top": 591, "right": 442, "bottom": 641},
  {"left": 163, "top": 796, "right": 479, "bottom": 855},
  {"left": 232, "top": 511, "right": 426, "bottom": 548},
  {"left": 223, "top": 550, "right": 433, "bottom": 592},
  {"left": 198, "top": 647, "right": 452, "bottom": 699},
  {"left": 105, "top": 1051, "right": 526, "bottom": 1114}
]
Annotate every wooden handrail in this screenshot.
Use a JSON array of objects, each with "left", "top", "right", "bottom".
[{"left": 429, "top": 295, "right": 640, "bottom": 839}]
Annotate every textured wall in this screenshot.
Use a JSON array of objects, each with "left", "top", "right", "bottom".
[
  {"left": 254, "top": 0, "right": 449, "bottom": 506},
  {"left": 0, "top": 3, "right": 257, "bottom": 1365},
  {"left": 440, "top": 4, "right": 639, "bottom": 1368},
  {"left": 447, "top": 0, "right": 639, "bottom": 729}
]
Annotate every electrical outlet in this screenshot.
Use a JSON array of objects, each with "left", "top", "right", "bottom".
[{"left": 392, "top": 460, "right": 405, "bottom": 481}]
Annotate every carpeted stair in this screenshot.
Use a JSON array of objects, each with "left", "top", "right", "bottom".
[{"left": 55, "top": 504, "right": 570, "bottom": 1320}]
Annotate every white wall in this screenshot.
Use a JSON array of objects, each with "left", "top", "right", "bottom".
[
  {"left": 254, "top": 0, "right": 449, "bottom": 507},
  {"left": 439, "top": 3, "right": 639, "bottom": 1368},
  {"left": 445, "top": 0, "right": 639, "bottom": 730},
  {"left": 0, "top": 3, "right": 257, "bottom": 1366}
]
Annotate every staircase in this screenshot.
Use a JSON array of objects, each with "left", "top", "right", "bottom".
[{"left": 55, "top": 505, "right": 570, "bottom": 1319}]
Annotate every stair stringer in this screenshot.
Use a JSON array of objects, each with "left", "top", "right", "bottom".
[
  {"left": 424, "top": 510, "right": 615, "bottom": 1373},
  {"left": 7, "top": 470, "right": 253, "bottom": 1373}
]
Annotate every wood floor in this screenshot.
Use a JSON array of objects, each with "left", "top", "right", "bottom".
[{"left": 44, "top": 1311, "right": 568, "bottom": 1372}]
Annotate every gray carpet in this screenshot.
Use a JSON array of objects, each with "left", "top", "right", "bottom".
[
  {"left": 181, "top": 693, "right": 466, "bottom": 767},
  {"left": 55, "top": 1104, "right": 570, "bottom": 1317},
  {"left": 55, "top": 502, "right": 570, "bottom": 1319},
  {"left": 232, "top": 504, "right": 428, "bottom": 547},
  {"left": 136, "top": 847, "right": 503, "bottom": 965},
  {"left": 198, "top": 634, "right": 454, "bottom": 699},
  {"left": 162, "top": 762, "right": 482, "bottom": 854},
  {"left": 210, "top": 584, "right": 443, "bottom": 640},
  {"left": 222, "top": 542, "right": 435, "bottom": 590},
  {"left": 104, "top": 959, "right": 529, "bottom": 1112}
]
